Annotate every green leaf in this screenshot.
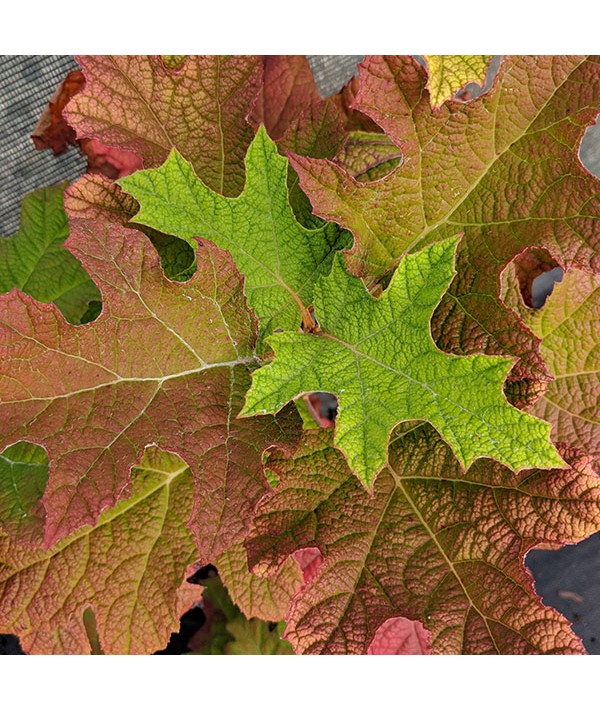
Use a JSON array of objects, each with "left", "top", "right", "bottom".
[
  {"left": 243, "top": 238, "right": 564, "bottom": 487},
  {"left": 118, "top": 125, "right": 351, "bottom": 341},
  {"left": 224, "top": 618, "right": 293, "bottom": 655},
  {"left": 0, "top": 185, "right": 100, "bottom": 324},
  {"left": 425, "top": 55, "right": 492, "bottom": 106},
  {"left": 292, "top": 56, "right": 600, "bottom": 385}
]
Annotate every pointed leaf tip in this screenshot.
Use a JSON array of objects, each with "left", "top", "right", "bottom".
[{"left": 245, "top": 238, "right": 564, "bottom": 486}]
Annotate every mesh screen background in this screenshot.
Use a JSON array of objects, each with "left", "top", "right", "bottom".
[
  {"left": 0, "top": 56, "right": 87, "bottom": 234},
  {"left": 0, "top": 55, "right": 364, "bottom": 236},
  {"left": 2, "top": 54, "right": 599, "bottom": 237}
]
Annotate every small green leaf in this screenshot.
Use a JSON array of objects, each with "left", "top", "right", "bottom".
[
  {"left": 243, "top": 238, "right": 564, "bottom": 487},
  {"left": 225, "top": 618, "right": 293, "bottom": 655},
  {"left": 0, "top": 185, "right": 100, "bottom": 324},
  {"left": 118, "top": 125, "right": 351, "bottom": 341}
]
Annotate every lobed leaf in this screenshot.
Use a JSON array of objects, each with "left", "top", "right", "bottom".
[
  {"left": 118, "top": 126, "right": 351, "bottom": 340},
  {"left": 244, "top": 238, "right": 563, "bottom": 487},
  {"left": 246, "top": 428, "right": 600, "bottom": 654},
  {"left": 0, "top": 213, "right": 300, "bottom": 549},
  {"left": 292, "top": 56, "right": 600, "bottom": 383},
  {"left": 0, "top": 447, "right": 199, "bottom": 655}
]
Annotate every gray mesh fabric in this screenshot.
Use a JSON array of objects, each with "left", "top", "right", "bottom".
[{"left": 0, "top": 55, "right": 87, "bottom": 235}]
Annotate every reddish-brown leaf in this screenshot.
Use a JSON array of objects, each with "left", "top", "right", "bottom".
[
  {"left": 246, "top": 428, "right": 600, "bottom": 654},
  {"left": 65, "top": 55, "right": 263, "bottom": 196},
  {"left": 0, "top": 213, "right": 300, "bottom": 550},
  {"left": 31, "top": 69, "right": 85, "bottom": 155},
  {"left": 291, "top": 56, "right": 600, "bottom": 384}
]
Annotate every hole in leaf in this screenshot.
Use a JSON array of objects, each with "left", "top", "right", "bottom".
[
  {"left": 510, "top": 247, "right": 561, "bottom": 308},
  {"left": 0, "top": 634, "right": 25, "bottom": 655},
  {"left": 187, "top": 563, "right": 218, "bottom": 585},
  {"left": 78, "top": 299, "right": 102, "bottom": 324},
  {"left": 335, "top": 131, "right": 402, "bottom": 183},
  {"left": 531, "top": 266, "right": 563, "bottom": 309},
  {"left": 154, "top": 605, "right": 207, "bottom": 655},
  {"left": 145, "top": 230, "right": 197, "bottom": 282},
  {"left": 580, "top": 116, "right": 600, "bottom": 179},
  {"left": 304, "top": 392, "right": 338, "bottom": 427}
]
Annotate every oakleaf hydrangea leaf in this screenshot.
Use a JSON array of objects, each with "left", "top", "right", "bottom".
[
  {"left": 246, "top": 427, "right": 600, "bottom": 654},
  {"left": 0, "top": 447, "right": 199, "bottom": 655},
  {"left": 0, "top": 213, "right": 300, "bottom": 549},
  {"left": 118, "top": 125, "right": 351, "bottom": 339},
  {"left": 243, "top": 238, "right": 563, "bottom": 486},
  {"left": 425, "top": 55, "right": 492, "bottom": 106},
  {"left": 216, "top": 541, "right": 303, "bottom": 622},
  {"left": 0, "top": 185, "right": 100, "bottom": 324},
  {"left": 504, "top": 265, "right": 600, "bottom": 467},
  {"left": 65, "top": 55, "right": 262, "bottom": 196},
  {"left": 292, "top": 56, "right": 600, "bottom": 383},
  {"left": 65, "top": 174, "right": 197, "bottom": 283}
]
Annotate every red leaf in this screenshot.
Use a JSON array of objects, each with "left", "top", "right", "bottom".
[
  {"left": 31, "top": 69, "right": 85, "bottom": 155},
  {"left": 368, "top": 617, "right": 432, "bottom": 655}
]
